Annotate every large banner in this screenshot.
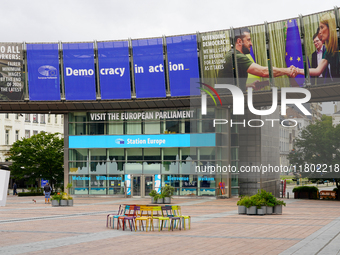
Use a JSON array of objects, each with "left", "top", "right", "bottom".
[
  {"left": 97, "top": 41, "right": 131, "bottom": 100},
  {"left": 303, "top": 11, "right": 340, "bottom": 85},
  {"left": 268, "top": 18, "right": 306, "bottom": 88},
  {"left": 63, "top": 43, "right": 96, "bottom": 100},
  {"left": 27, "top": 44, "right": 61, "bottom": 100},
  {"left": 0, "top": 43, "right": 24, "bottom": 100},
  {"left": 166, "top": 35, "right": 200, "bottom": 96},
  {"left": 132, "top": 38, "right": 166, "bottom": 98}
]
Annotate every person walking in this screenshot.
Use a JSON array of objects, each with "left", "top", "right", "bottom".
[
  {"left": 13, "top": 183, "right": 18, "bottom": 195},
  {"left": 43, "top": 183, "right": 52, "bottom": 204}
]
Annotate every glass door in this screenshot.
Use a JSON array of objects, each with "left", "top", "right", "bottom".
[
  {"left": 144, "top": 175, "right": 154, "bottom": 197},
  {"left": 132, "top": 176, "right": 141, "bottom": 196}
]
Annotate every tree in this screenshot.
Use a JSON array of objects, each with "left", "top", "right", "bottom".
[
  {"left": 288, "top": 115, "right": 340, "bottom": 193},
  {"left": 7, "top": 132, "right": 64, "bottom": 189}
]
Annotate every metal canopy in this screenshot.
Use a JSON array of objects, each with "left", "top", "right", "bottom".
[{"left": 0, "top": 83, "right": 339, "bottom": 113}]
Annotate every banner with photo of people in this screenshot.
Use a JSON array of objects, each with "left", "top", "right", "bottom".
[
  {"left": 268, "top": 18, "right": 305, "bottom": 88},
  {"left": 0, "top": 43, "right": 24, "bottom": 101},
  {"left": 303, "top": 11, "right": 340, "bottom": 86}
]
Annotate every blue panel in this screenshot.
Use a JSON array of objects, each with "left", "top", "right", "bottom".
[
  {"left": 97, "top": 41, "right": 131, "bottom": 99},
  {"left": 69, "top": 134, "right": 216, "bottom": 148},
  {"left": 132, "top": 38, "right": 166, "bottom": 98},
  {"left": 166, "top": 35, "right": 200, "bottom": 96},
  {"left": 27, "top": 44, "right": 61, "bottom": 101},
  {"left": 63, "top": 43, "right": 96, "bottom": 100}
]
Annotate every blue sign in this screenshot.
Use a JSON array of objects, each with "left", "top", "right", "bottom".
[
  {"left": 69, "top": 133, "right": 216, "bottom": 148},
  {"left": 97, "top": 41, "right": 131, "bottom": 99},
  {"left": 27, "top": 44, "right": 61, "bottom": 101},
  {"left": 125, "top": 174, "right": 131, "bottom": 195},
  {"left": 132, "top": 38, "right": 166, "bottom": 98},
  {"left": 41, "top": 179, "right": 48, "bottom": 187},
  {"left": 63, "top": 43, "right": 96, "bottom": 100},
  {"left": 166, "top": 35, "right": 200, "bottom": 96}
]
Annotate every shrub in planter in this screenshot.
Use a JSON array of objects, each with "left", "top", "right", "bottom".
[
  {"left": 243, "top": 196, "right": 257, "bottom": 215},
  {"left": 161, "top": 186, "right": 175, "bottom": 204},
  {"left": 67, "top": 196, "right": 73, "bottom": 206},
  {"left": 273, "top": 199, "right": 286, "bottom": 214},
  {"left": 149, "top": 190, "right": 158, "bottom": 204},
  {"left": 293, "top": 186, "right": 319, "bottom": 199},
  {"left": 237, "top": 196, "right": 248, "bottom": 214},
  {"left": 51, "top": 193, "right": 62, "bottom": 207},
  {"left": 157, "top": 193, "right": 165, "bottom": 204}
]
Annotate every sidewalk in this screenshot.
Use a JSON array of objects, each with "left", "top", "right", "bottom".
[{"left": 0, "top": 196, "right": 339, "bottom": 254}]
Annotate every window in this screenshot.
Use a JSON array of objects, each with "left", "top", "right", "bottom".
[
  {"left": 5, "top": 113, "right": 9, "bottom": 119},
  {"left": 5, "top": 130, "right": 9, "bottom": 145},
  {"left": 40, "top": 114, "right": 45, "bottom": 123},
  {"left": 33, "top": 130, "right": 38, "bottom": 136},
  {"left": 61, "top": 115, "right": 64, "bottom": 125},
  {"left": 25, "top": 114, "right": 30, "bottom": 122},
  {"left": 48, "top": 114, "right": 51, "bottom": 123},
  {"left": 33, "top": 114, "right": 38, "bottom": 123},
  {"left": 25, "top": 130, "right": 30, "bottom": 138},
  {"left": 15, "top": 114, "right": 19, "bottom": 120},
  {"left": 55, "top": 115, "right": 58, "bottom": 124},
  {"left": 15, "top": 130, "right": 19, "bottom": 141}
]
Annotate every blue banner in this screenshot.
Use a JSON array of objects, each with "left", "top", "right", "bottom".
[
  {"left": 63, "top": 43, "right": 96, "bottom": 100},
  {"left": 27, "top": 44, "right": 61, "bottom": 100},
  {"left": 69, "top": 133, "right": 216, "bottom": 148},
  {"left": 166, "top": 35, "right": 200, "bottom": 96},
  {"left": 285, "top": 19, "right": 305, "bottom": 87},
  {"left": 132, "top": 38, "right": 166, "bottom": 98},
  {"left": 97, "top": 41, "right": 131, "bottom": 99}
]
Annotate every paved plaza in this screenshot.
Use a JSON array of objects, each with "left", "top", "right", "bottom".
[{"left": 0, "top": 195, "right": 340, "bottom": 255}]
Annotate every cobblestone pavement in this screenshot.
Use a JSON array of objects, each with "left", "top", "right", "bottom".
[{"left": 0, "top": 196, "right": 339, "bottom": 255}]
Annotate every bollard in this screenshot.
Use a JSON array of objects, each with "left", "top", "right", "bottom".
[{"left": 287, "top": 192, "right": 289, "bottom": 199}]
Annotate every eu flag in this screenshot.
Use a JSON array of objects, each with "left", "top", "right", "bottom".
[{"left": 285, "top": 19, "right": 305, "bottom": 87}]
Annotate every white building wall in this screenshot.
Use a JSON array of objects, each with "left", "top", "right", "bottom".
[{"left": 0, "top": 113, "right": 64, "bottom": 162}]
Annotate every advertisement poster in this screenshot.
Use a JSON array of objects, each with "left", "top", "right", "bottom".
[
  {"left": 63, "top": 42, "right": 96, "bottom": 100},
  {"left": 132, "top": 38, "right": 166, "bottom": 98},
  {"left": 0, "top": 43, "right": 24, "bottom": 101},
  {"left": 27, "top": 43, "right": 61, "bottom": 101},
  {"left": 303, "top": 11, "right": 340, "bottom": 85},
  {"left": 97, "top": 41, "right": 131, "bottom": 100}
]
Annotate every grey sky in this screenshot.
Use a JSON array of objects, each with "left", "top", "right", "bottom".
[{"left": 2, "top": 0, "right": 339, "bottom": 43}]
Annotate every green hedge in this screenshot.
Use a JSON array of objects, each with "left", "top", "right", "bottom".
[
  {"left": 292, "top": 186, "right": 318, "bottom": 193},
  {"left": 18, "top": 192, "right": 44, "bottom": 197}
]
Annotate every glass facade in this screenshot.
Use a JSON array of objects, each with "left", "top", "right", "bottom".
[{"left": 66, "top": 108, "right": 239, "bottom": 197}]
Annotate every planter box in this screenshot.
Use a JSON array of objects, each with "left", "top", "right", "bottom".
[
  {"left": 51, "top": 200, "right": 59, "bottom": 207},
  {"left": 60, "top": 200, "right": 68, "bottom": 206},
  {"left": 164, "top": 197, "right": 171, "bottom": 204},
  {"left": 260, "top": 206, "right": 267, "bottom": 214},
  {"left": 151, "top": 198, "right": 156, "bottom": 204},
  {"left": 246, "top": 206, "right": 257, "bottom": 215},
  {"left": 266, "top": 206, "right": 273, "bottom": 214},
  {"left": 157, "top": 198, "right": 164, "bottom": 204},
  {"left": 257, "top": 208, "right": 264, "bottom": 215},
  {"left": 238, "top": 205, "right": 246, "bottom": 214},
  {"left": 274, "top": 205, "right": 282, "bottom": 214},
  {"left": 67, "top": 200, "right": 73, "bottom": 206}
]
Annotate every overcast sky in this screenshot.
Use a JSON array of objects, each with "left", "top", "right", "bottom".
[{"left": 2, "top": 0, "right": 339, "bottom": 43}]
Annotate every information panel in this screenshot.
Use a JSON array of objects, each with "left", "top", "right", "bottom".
[
  {"left": 132, "top": 38, "right": 166, "bottom": 98},
  {"left": 63, "top": 43, "right": 96, "bottom": 100},
  {"left": 0, "top": 43, "right": 24, "bottom": 101},
  {"left": 97, "top": 41, "right": 131, "bottom": 99},
  {"left": 166, "top": 35, "right": 200, "bottom": 96},
  {"left": 27, "top": 44, "right": 61, "bottom": 100}
]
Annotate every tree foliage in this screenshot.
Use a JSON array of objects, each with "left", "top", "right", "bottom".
[
  {"left": 288, "top": 115, "right": 340, "bottom": 189},
  {"left": 7, "top": 132, "right": 64, "bottom": 188}
]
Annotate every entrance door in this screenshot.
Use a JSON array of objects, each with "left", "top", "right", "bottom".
[
  {"left": 132, "top": 176, "right": 141, "bottom": 196},
  {"left": 132, "top": 175, "right": 154, "bottom": 197},
  {"left": 144, "top": 175, "right": 154, "bottom": 197}
]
